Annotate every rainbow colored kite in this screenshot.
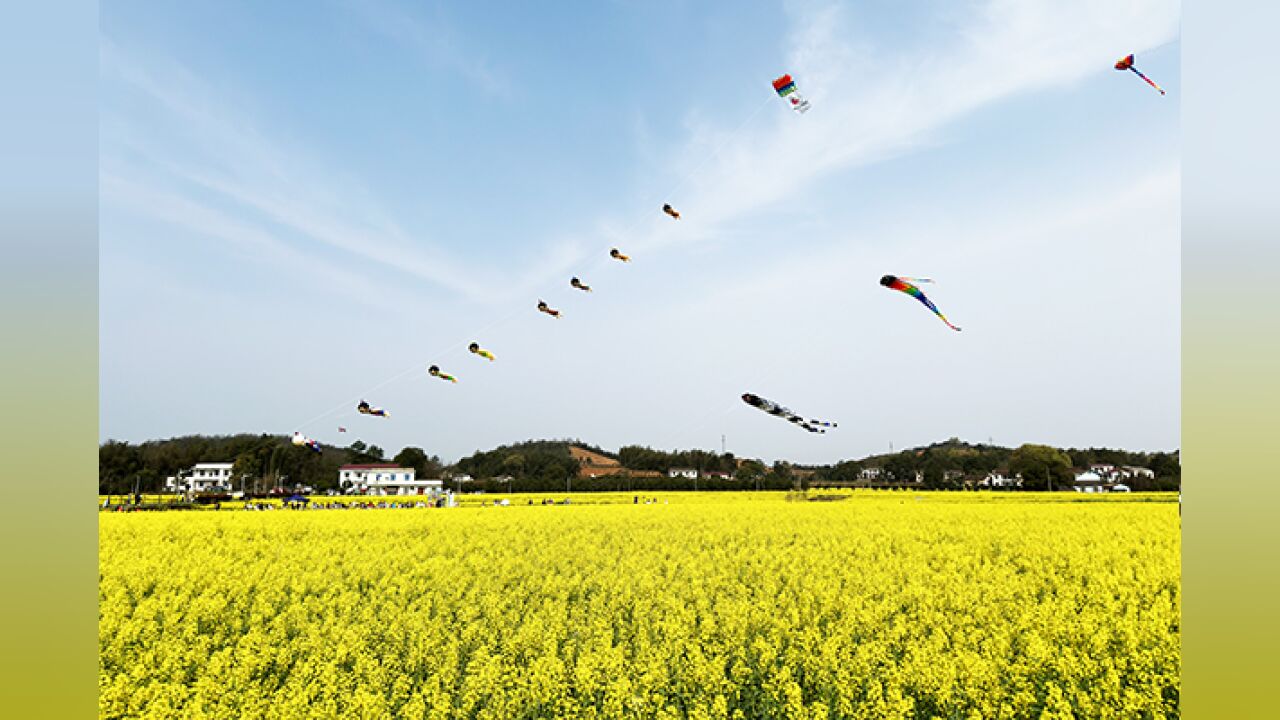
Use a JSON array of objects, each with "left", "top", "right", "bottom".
[
  {"left": 880, "top": 275, "right": 961, "bottom": 331},
  {"left": 1114, "top": 54, "right": 1165, "bottom": 95},
  {"left": 772, "top": 74, "right": 811, "bottom": 114}
]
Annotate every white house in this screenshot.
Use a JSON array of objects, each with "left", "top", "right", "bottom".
[
  {"left": 668, "top": 468, "right": 698, "bottom": 480},
  {"left": 979, "top": 472, "right": 1022, "bottom": 489},
  {"left": 859, "top": 467, "right": 883, "bottom": 480},
  {"left": 165, "top": 462, "right": 234, "bottom": 493},
  {"left": 339, "top": 464, "right": 443, "bottom": 496},
  {"left": 1073, "top": 470, "right": 1105, "bottom": 493},
  {"left": 1073, "top": 470, "right": 1133, "bottom": 493},
  {"left": 1122, "top": 466, "right": 1155, "bottom": 479}
]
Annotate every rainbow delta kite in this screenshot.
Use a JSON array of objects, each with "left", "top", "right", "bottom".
[
  {"left": 1114, "top": 54, "right": 1165, "bottom": 95},
  {"left": 772, "top": 74, "right": 811, "bottom": 114},
  {"left": 880, "top": 275, "right": 962, "bottom": 331}
]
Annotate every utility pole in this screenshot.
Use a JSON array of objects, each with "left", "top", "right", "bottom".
[{"left": 721, "top": 434, "right": 726, "bottom": 455}]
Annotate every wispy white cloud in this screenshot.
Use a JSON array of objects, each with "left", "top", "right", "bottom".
[
  {"left": 100, "top": 173, "right": 413, "bottom": 314},
  {"left": 333, "top": 0, "right": 511, "bottom": 99},
  {"left": 100, "top": 38, "right": 522, "bottom": 304}
]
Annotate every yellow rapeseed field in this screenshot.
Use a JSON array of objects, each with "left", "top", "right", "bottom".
[{"left": 99, "top": 493, "right": 1180, "bottom": 719}]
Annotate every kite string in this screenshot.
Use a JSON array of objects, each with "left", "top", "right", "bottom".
[{"left": 295, "top": 92, "right": 779, "bottom": 435}]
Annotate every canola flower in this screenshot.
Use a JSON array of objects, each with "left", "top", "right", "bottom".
[{"left": 99, "top": 493, "right": 1180, "bottom": 719}]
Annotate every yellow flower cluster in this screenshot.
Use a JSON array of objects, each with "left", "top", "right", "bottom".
[{"left": 99, "top": 494, "right": 1179, "bottom": 719}]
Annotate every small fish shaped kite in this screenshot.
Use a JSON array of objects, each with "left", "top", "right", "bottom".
[
  {"left": 880, "top": 275, "right": 961, "bottom": 331},
  {"left": 741, "top": 393, "right": 836, "bottom": 434},
  {"left": 662, "top": 204, "right": 681, "bottom": 220},
  {"left": 772, "top": 74, "right": 811, "bottom": 114},
  {"left": 570, "top": 276, "right": 592, "bottom": 293},
  {"left": 428, "top": 365, "right": 458, "bottom": 383},
  {"left": 610, "top": 248, "right": 631, "bottom": 263},
  {"left": 537, "top": 300, "right": 562, "bottom": 319},
  {"left": 468, "top": 342, "right": 495, "bottom": 361},
  {"left": 1114, "top": 53, "right": 1165, "bottom": 95},
  {"left": 357, "top": 400, "right": 390, "bottom": 417},
  {"left": 292, "top": 432, "right": 323, "bottom": 453}
]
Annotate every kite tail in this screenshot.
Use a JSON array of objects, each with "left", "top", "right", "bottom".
[
  {"left": 937, "top": 313, "right": 962, "bottom": 331},
  {"left": 1130, "top": 67, "right": 1165, "bottom": 95}
]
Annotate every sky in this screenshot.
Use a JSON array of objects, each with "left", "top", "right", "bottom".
[{"left": 100, "top": 0, "right": 1182, "bottom": 465}]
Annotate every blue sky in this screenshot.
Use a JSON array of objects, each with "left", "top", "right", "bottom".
[{"left": 100, "top": 0, "right": 1181, "bottom": 464}]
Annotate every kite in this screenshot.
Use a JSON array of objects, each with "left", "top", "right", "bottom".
[
  {"left": 338, "top": 427, "right": 347, "bottom": 433},
  {"left": 1114, "top": 54, "right": 1165, "bottom": 95},
  {"left": 357, "top": 400, "right": 390, "bottom": 417},
  {"left": 537, "top": 300, "right": 562, "bottom": 319},
  {"left": 610, "top": 248, "right": 631, "bottom": 263},
  {"left": 570, "top": 276, "right": 592, "bottom": 293},
  {"left": 428, "top": 365, "right": 458, "bottom": 383},
  {"left": 662, "top": 204, "right": 681, "bottom": 220},
  {"left": 772, "top": 74, "right": 811, "bottom": 114},
  {"left": 291, "top": 432, "right": 322, "bottom": 453},
  {"left": 741, "top": 393, "right": 836, "bottom": 434},
  {"left": 879, "top": 275, "right": 962, "bottom": 331},
  {"left": 468, "top": 342, "right": 495, "bottom": 361}
]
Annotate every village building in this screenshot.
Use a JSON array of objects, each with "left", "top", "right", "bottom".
[
  {"left": 164, "top": 462, "right": 234, "bottom": 493},
  {"left": 339, "top": 464, "right": 443, "bottom": 496},
  {"left": 978, "top": 472, "right": 1022, "bottom": 489}
]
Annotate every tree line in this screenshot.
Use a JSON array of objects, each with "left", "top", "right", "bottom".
[{"left": 99, "top": 435, "right": 1180, "bottom": 494}]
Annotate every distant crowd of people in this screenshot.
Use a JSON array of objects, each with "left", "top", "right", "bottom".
[{"left": 241, "top": 499, "right": 448, "bottom": 511}]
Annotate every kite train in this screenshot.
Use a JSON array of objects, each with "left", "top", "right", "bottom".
[
  {"left": 428, "top": 365, "right": 458, "bottom": 383},
  {"left": 610, "top": 248, "right": 631, "bottom": 263},
  {"left": 741, "top": 393, "right": 836, "bottom": 434},
  {"left": 880, "top": 275, "right": 961, "bottom": 331},
  {"left": 291, "top": 432, "right": 322, "bottom": 453},
  {"left": 469, "top": 342, "right": 495, "bottom": 361},
  {"left": 537, "top": 300, "right": 562, "bottom": 318},
  {"left": 1114, "top": 53, "right": 1165, "bottom": 95},
  {"left": 662, "top": 204, "right": 681, "bottom": 220},
  {"left": 772, "top": 74, "right": 811, "bottom": 114},
  {"left": 357, "top": 400, "right": 389, "bottom": 417},
  {"left": 570, "top": 276, "right": 592, "bottom": 293}
]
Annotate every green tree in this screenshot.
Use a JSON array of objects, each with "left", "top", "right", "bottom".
[
  {"left": 883, "top": 454, "right": 917, "bottom": 484},
  {"left": 1008, "top": 444, "right": 1073, "bottom": 491}
]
